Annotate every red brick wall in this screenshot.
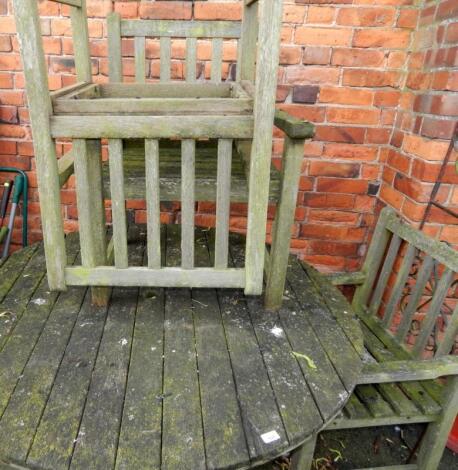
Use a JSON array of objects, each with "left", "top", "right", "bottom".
[{"left": 0, "top": 0, "right": 456, "bottom": 272}]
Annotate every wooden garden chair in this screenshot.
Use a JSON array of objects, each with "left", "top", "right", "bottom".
[
  {"left": 318, "top": 206, "right": 458, "bottom": 470},
  {"left": 13, "top": 0, "right": 313, "bottom": 309}
]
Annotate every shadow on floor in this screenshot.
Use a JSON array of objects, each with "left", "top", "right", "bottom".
[{"left": 263, "top": 424, "right": 457, "bottom": 469}]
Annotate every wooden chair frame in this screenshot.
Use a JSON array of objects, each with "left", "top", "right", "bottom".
[
  {"left": 13, "top": 0, "right": 313, "bottom": 308},
  {"left": 317, "top": 207, "right": 458, "bottom": 470}
]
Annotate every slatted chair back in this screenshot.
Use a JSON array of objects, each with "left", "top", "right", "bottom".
[
  {"left": 353, "top": 207, "right": 458, "bottom": 359},
  {"left": 13, "top": 0, "right": 285, "bottom": 298}
]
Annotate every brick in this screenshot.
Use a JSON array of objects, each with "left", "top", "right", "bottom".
[
  {"left": 0, "top": 140, "right": 16, "bottom": 154},
  {"left": 315, "top": 125, "right": 365, "bottom": 144},
  {"left": 387, "top": 149, "right": 410, "bottom": 173},
  {"left": 353, "top": 29, "right": 411, "bottom": 48},
  {"left": 379, "top": 183, "right": 403, "bottom": 210},
  {"left": 295, "top": 27, "right": 352, "bottom": 46},
  {"left": 406, "top": 72, "right": 430, "bottom": 90},
  {"left": 0, "top": 36, "right": 11, "bottom": 53},
  {"left": 324, "top": 143, "right": 378, "bottom": 161},
  {"left": 436, "top": 0, "right": 458, "bottom": 21},
  {"left": 277, "top": 104, "right": 326, "bottom": 123},
  {"left": 303, "top": 192, "right": 355, "bottom": 209},
  {"left": 432, "top": 71, "right": 458, "bottom": 91},
  {"left": 421, "top": 117, "right": 456, "bottom": 140},
  {"left": 0, "top": 124, "right": 25, "bottom": 138},
  {"left": 401, "top": 199, "right": 426, "bottom": 223},
  {"left": 331, "top": 48, "right": 385, "bottom": 67},
  {"left": 0, "top": 54, "right": 21, "bottom": 71},
  {"left": 292, "top": 85, "right": 319, "bottom": 104},
  {"left": 374, "top": 90, "right": 400, "bottom": 107},
  {"left": 309, "top": 161, "right": 360, "bottom": 178},
  {"left": 307, "top": 240, "right": 360, "bottom": 256},
  {"left": 402, "top": 133, "right": 449, "bottom": 161},
  {"left": 327, "top": 108, "right": 380, "bottom": 125},
  {"left": 194, "top": 2, "right": 241, "bottom": 21},
  {"left": 285, "top": 66, "right": 340, "bottom": 85},
  {"left": 300, "top": 224, "right": 366, "bottom": 243},
  {"left": 430, "top": 94, "right": 458, "bottom": 117},
  {"left": 86, "top": 0, "right": 112, "bottom": 18},
  {"left": 0, "top": 0, "right": 7, "bottom": 15},
  {"left": 303, "top": 47, "right": 331, "bottom": 65},
  {"left": 280, "top": 46, "right": 302, "bottom": 65},
  {"left": 317, "top": 178, "right": 368, "bottom": 194},
  {"left": 0, "top": 17, "right": 16, "bottom": 34},
  {"left": 283, "top": 4, "right": 307, "bottom": 24},
  {"left": 387, "top": 51, "right": 408, "bottom": 68},
  {"left": 343, "top": 70, "right": 401, "bottom": 88},
  {"left": 394, "top": 173, "right": 431, "bottom": 203},
  {"left": 0, "top": 72, "right": 13, "bottom": 88},
  {"left": 308, "top": 209, "right": 360, "bottom": 224},
  {"left": 445, "top": 22, "right": 458, "bottom": 44},
  {"left": 114, "top": 1, "right": 139, "bottom": 18},
  {"left": 307, "top": 6, "right": 335, "bottom": 24},
  {"left": 337, "top": 7, "right": 396, "bottom": 27},
  {"left": 397, "top": 9, "right": 419, "bottom": 28},
  {"left": 366, "top": 128, "right": 391, "bottom": 144},
  {"left": 139, "top": 1, "right": 192, "bottom": 20},
  {"left": 319, "top": 86, "right": 373, "bottom": 105}
]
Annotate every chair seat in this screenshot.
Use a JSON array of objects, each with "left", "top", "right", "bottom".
[{"left": 102, "top": 139, "right": 282, "bottom": 203}]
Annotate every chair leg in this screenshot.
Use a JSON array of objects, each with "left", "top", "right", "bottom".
[
  {"left": 265, "top": 136, "right": 304, "bottom": 310},
  {"left": 416, "top": 376, "right": 458, "bottom": 470},
  {"left": 290, "top": 434, "right": 316, "bottom": 470}
]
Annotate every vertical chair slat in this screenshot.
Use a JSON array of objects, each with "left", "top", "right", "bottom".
[
  {"left": 245, "top": 0, "right": 283, "bottom": 295},
  {"left": 12, "top": 0, "right": 67, "bottom": 290},
  {"left": 382, "top": 244, "right": 417, "bottom": 327},
  {"left": 211, "top": 38, "right": 223, "bottom": 83},
  {"left": 186, "top": 38, "right": 197, "bottom": 82},
  {"left": 396, "top": 255, "right": 435, "bottom": 342},
  {"left": 215, "top": 139, "right": 233, "bottom": 269},
  {"left": 412, "top": 268, "right": 454, "bottom": 357},
  {"left": 70, "top": 0, "right": 92, "bottom": 82},
  {"left": 108, "top": 139, "right": 128, "bottom": 268},
  {"left": 160, "top": 37, "right": 171, "bottom": 82},
  {"left": 107, "top": 12, "right": 122, "bottom": 82},
  {"left": 145, "top": 139, "right": 161, "bottom": 269},
  {"left": 238, "top": 0, "right": 258, "bottom": 81},
  {"left": 181, "top": 140, "right": 195, "bottom": 269},
  {"left": 134, "top": 36, "right": 146, "bottom": 83},
  {"left": 352, "top": 208, "right": 393, "bottom": 311},
  {"left": 369, "top": 234, "right": 402, "bottom": 315},
  {"left": 436, "top": 302, "right": 458, "bottom": 356}
]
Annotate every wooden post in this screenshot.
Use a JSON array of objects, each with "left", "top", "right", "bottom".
[
  {"left": 12, "top": 0, "right": 67, "bottom": 290},
  {"left": 181, "top": 140, "right": 195, "bottom": 269},
  {"left": 135, "top": 36, "right": 146, "bottom": 83},
  {"left": 245, "top": 0, "right": 283, "bottom": 295},
  {"left": 290, "top": 435, "right": 316, "bottom": 470},
  {"left": 108, "top": 12, "right": 122, "bottom": 82},
  {"left": 237, "top": 0, "right": 258, "bottom": 81},
  {"left": 265, "top": 137, "right": 304, "bottom": 309},
  {"left": 73, "top": 139, "right": 109, "bottom": 305},
  {"left": 70, "top": 0, "right": 92, "bottom": 82}
]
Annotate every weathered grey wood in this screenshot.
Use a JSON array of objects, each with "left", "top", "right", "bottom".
[
  {"left": 353, "top": 207, "right": 392, "bottom": 311},
  {"left": 265, "top": 136, "right": 304, "bottom": 309},
  {"left": 50, "top": 115, "right": 254, "bottom": 139},
  {"left": 160, "top": 37, "right": 171, "bottom": 82},
  {"left": 134, "top": 36, "right": 146, "bottom": 83},
  {"left": 417, "top": 376, "right": 458, "bottom": 470},
  {"left": 145, "top": 139, "right": 161, "bottom": 269},
  {"left": 382, "top": 244, "right": 417, "bottom": 327},
  {"left": 215, "top": 139, "right": 232, "bottom": 269},
  {"left": 186, "top": 38, "right": 197, "bottom": 82},
  {"left": 245, "top": 0, "right": 283, "bottom": 295},
  {"left": 245, "top": 0, "right": 259, "bottom": 6},
  {"left": 328, "top": 414, "right": 433, "bottom": 430},
  {"left": 50, "top": 81, "right": 87, "bottom": 100},
  {"left": 70, "top": 0, "right": 92, "bottom": 82},
  {"left": 107, "top": 12, "right": 122, "bottom": 82},
  {"left": 369, "top": 234, "right": 402, "bottom": 315},
  {"left": 121, "top": 20, "right": 241, "bottom": 38},
  {"left": 73, "top": 139, "right": 108, "bottom": 305},
  {"left": 162, "top": 225, "right": 205, "bottom": 470},
  {"left": 356, "top": 466, "right": 418, "bottom": 470},
  {"left": 274, "top": 109, "right": 315, "bottom": 140},
  {"left": 327, "top": 271, "right": 366, "bottom": 286},
  {"left": 211, "top": 38, "right": 223, "bottom": 83},
  {"left": 27, "top": 293, "right": 109, "bottom": 469},
  {"left": 108, "top": 139, "right": 128, "bottom": 269},
  {"left": 58, "top": 83, "right": 98, "bottom": 100},
  {"left": 99, "top": 82, "right": 231, "bottom": 98},
  {"left": 290, "top": 435, "right": 316, "bottom": 470},
  {"left": 181, "top": 139, "right": 195, "bottom": 269},
  {"left": 238, "top": 1, "right": 258, "bottom": 81},
  {"left": 412, "top": 268, "right": 454, "bottom": 357},
  {"left": 436, "top": 302, "right": 458, "bottom": 356},
  {"left": 12, "top": 0, "right": 67, "bottom": 290},
  {"left": 360, "top": 356, "right": 458, "bottom": 384},
  {"left": 58, "top": 149, "right": 75, "bottom": 188},
  {"left": 54, "top": 97, "right": 253, "bottom": 115},
  {"left": 65, "top": 266, "right": 245, "bottom": 288},
  {"left": 395, "top": 255, "right": 435, "bottom": 343}
]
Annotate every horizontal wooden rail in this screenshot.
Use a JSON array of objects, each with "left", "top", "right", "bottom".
[
  {"left": 57, "top": 149, "right": 75, "bottom": 187},
  {"left": 99, "top": 83, "right": 232, "bottom": 98},
  {"left": 65, "top": 267, "right": 246, "bottom": 288},
  {"left": 50, "top": 115, "right": 254, "bottom": 139},
  {"left": 49, "top": 0, "right": 82, "bottom": 7},
  {"left": 274, "top": 110, "right": 315, "bottom": 140},
  {"left": 359, "top": 356, "right": 458, "bottom": 384},
  {"left": 50, "top": 81, "right": 88, "bottom": 101},
  {"left": 326, "top": 271, "right": 366, "bottom": 286},
  {"left": 121, "top": 20, "right": 241, "bottom": 38},
  {"left": 245, "top": 0, "right": 259, "bottom": 5},
  {"left": 384, "top": 208, "right": 458, "bottom": 271}
]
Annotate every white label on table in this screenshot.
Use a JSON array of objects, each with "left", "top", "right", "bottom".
[{"left": 261, "top": 430, "right": 280, "bottom": 444}]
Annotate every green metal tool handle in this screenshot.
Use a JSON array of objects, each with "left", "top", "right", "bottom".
[{"left": 0, "top": 180, "right": 13, "bottom": 219}]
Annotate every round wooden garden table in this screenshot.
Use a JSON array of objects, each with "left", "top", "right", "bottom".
[{"left": 0, "top": 228, "right": 363, "bottom": 470}]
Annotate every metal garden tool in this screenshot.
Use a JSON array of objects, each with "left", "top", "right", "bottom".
[
  {"left": 1, "top": 174, "right": 24, "bottom": 259},
  {"left": 0, "top": 179, "right": 13, "bottom": 245}
]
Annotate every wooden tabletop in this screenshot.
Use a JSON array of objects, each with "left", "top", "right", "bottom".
[{"left": 0, "top": 226, "right": 363, "bottom": 470}]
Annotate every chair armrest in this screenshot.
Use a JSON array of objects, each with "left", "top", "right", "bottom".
[
  {"left": 325, "top": 271, "right": 366, "bottom": 286},
  {"left": 274, "top": 110, "right": 315, "bottom": 140},
  {"left": 359, "top": 356, "right": 458, "bottom": 384}
]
